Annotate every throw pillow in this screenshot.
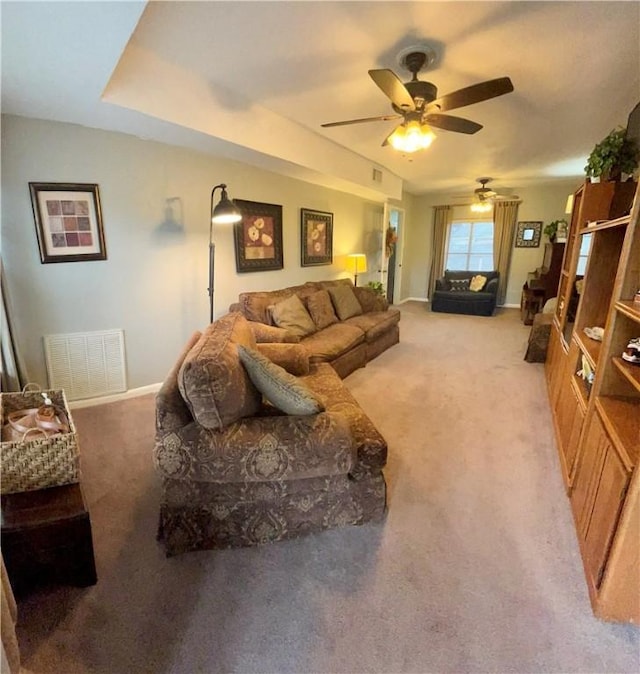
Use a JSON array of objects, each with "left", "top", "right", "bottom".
[
  {"left": 305, "top": 290, "right": 339, "bottom": 330},
  {"left": 237, "top": 345, "right": 325, "bottom": 415},
  {"left": 469, "top": 275, "right": 487, "bottom": 292},
  {"left": 328, "top": 285, "right": 363, "bottom": 320},
  {"left": 269, "top": 294, "right": 317, "bottom": 338},
  {"left": 449, "top": 279, "right": 470, "bottom": 292}
]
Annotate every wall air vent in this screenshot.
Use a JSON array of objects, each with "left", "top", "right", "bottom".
[
  {"left": 372, "top": 168, "right": 383, "bottom": 183},
  {"left": 43, "top": 329, "right": 127, "bottom": 401}
]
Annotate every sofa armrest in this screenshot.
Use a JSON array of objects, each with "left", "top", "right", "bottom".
[
  {"left": 154, "top": 411, "right": 355, "bottom": 483},
  {"left": 248, "top": 321, "right": 300, "bottom": 344},
  {"left": 353, "top": 286, "right": 389, "bottom": 312},
  {"left": 435, "top": 278, "right": 448, "bottom": 291},
  {"left": 485, "top": 277, "right": 499, "bottom": 295},
  {"left": 256, "top": 343, "right": 310, "bottom": 375}
]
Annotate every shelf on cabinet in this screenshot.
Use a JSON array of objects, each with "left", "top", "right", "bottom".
[
  {"left": 612, "top": 357, "right": 640, "bottom": 393},
  {"left": 574, "top": 331, "right": 601, "bottom": 369},
  {"left": 583, "top": 215, "right": 631, "bottom": 232},
  {"left": 595, "top": 396, "right": 639, "bottom": 470},
  {"left": 615, "top": 301, "right": 640, "bottom": 323}
]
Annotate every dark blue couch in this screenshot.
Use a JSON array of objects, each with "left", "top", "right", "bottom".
[{"left": 431, "top": 270, "right": 500, "bottom": 316}]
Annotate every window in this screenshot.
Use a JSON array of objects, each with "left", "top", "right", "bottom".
[
  {"left": 576, "top": 233, "right": 592, "bottom": 276},
  {"left": 445, "top": 220, "right": 494, "bottom": 271}
]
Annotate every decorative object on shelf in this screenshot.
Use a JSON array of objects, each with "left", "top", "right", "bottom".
[
  {"left": 544, "top": 219, "right": 568, "bottom": 243},
  {"left": 233, "top": 199, "right": 283, "bottom": 274},
  {"left": 366, "top": 281, "right": 385, "bottom": 297},
  {"left": 584, "top": 326, "right": 604, "bottom": 342},
  {"left": 633, "top": 289, "right": 640, "bottom": 305},
  {"left": 346, "top": 253, "right": 367, "bottom": 286},
  {"left": 515, "top": 221, "right": 542, "bottom": 247},
  {"left": 622, "top": 337, "right": 640, "bottom": 365},
  {"left": 300, "top": 208, "right": 333, "bottom": 267},
  {"left": 29, "top": 182, "right": 106, "bottom": 263},
  {"left": 577, "top": 355, "right": 595, "bottom": 395},
  {"left": 208, "top": 184, "right": 242, "bottom": 323},
  {"left": 385, "top": 226, "right": 398, "bottom": 257},
  {"left": 584, "top": 126, "right": 639, "bottom": 182}
]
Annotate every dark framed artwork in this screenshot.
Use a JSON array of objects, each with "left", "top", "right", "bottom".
[
  {"left": 233, "top": 199, "right": 283, "bottom": 273},
  {"left": 29, "top": 182, "right": 107, "bottom": 263},
  {"left": 515, "top": 221, "right": 542, "bottom": 248},
  {"left": 300, "top": 208, "right": 333, "bottom": 266}
]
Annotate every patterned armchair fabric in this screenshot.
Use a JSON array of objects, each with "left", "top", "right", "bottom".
[{"left": 155, "top": 316, "right": 388, "bottom": 556}]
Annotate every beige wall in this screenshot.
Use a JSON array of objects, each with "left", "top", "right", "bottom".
[
  {"left": 406, "top": 179, "right": 580, "bottom": 305},
  {"left": 1, "top": 115, "right": 400, "bottom": 388}
]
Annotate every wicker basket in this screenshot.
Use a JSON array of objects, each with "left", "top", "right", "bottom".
[{"left": 1, "top": 388, "right": 79, "bottom": 494}]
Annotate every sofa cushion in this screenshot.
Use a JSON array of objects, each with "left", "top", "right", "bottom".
[
  {"left": 469, "top": 274, "right": 487, "bottom": 292},
  {"left": 301, "top": 323, "right": 365, "bottom": 363},
  {"left": 269, "top": 294, "right": 317, "bottom": 337},
  {"left": 238, "top": 345, "right": 325, "bottom": 415},
  {"left": 248, "top": 322, "right": 300, "bottom": 344},
  {"left": 305, "top": 290, "right": 339, "bottom": 330},
  {"left": 353, "top": 286, "right": 389, "bottom": 313},
  {"left": 256, "top": 343, "right": 310, "bottom": 376},
  {"left": 328, "top": 285, "right": 363, "bottom": 320},
  {"left": 344, "top": 308, "right": 401, "bottom": 343},
  {"left": 450, "top": 279, "right": 470, "bottom": 292},
  {"left": 178, "top": 313, "right": 262, "bottom": 430}
]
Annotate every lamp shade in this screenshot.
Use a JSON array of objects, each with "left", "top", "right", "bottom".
[
  {"left": 212, "top": 186, "right": 242, "bottom": 224},
  {"left": 347, "top": 253, "right": 367, "bottom": 275},
  {"left": 565, "top": 194, "right": 574, "bottom": 215}
]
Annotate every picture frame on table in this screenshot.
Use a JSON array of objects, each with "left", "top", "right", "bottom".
[
  {"left": 300, "top": 208, "right": 333, "bottom": 266},
  {"left": 233, "top": 199, "right": 284, "bottom": 273},
  {"left": 515, "top": 221, "right": 542, "bottom": 248},
  {"left": 29, "top": 182, "right": 107, "bottom": 263}
]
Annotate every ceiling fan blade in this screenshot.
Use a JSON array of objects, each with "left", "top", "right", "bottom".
[
  {"left": 426, "top": 113, "right": 483, "bottom": 135},
  {"left": 368, "top": 69, "right": 416, "bottom": 112},
  {"left": 381, "top": 125, "right": 402, "bottom": 147},
  {"left": 431, "top": 77, "right": 514, "bottom": 113},
  {"left": 321, "top": 114, "right": 401, "bottom": 128}
]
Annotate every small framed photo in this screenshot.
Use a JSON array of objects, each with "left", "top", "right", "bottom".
[
  {"left": 515, "top": 221, "right": 542, "bottom": 248},
  {"left": 301, "top": 208, "right": 333, "bottom": 266},
  {"left": 233, "top": 199, "right": 283, "bottom": 273},
  {"left": 29, "top": 182, "right": 106, "bottom": 263}
]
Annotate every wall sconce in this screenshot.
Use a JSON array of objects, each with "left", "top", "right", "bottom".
[
  {"left": 209, "top": 184, "right": 242, "bottom": 323},
  {"left": 346, "top": 253, "right": 367, "bottom": 286},
  {"left": 565, "top": 194, "right": 575, "bottom": 215}
]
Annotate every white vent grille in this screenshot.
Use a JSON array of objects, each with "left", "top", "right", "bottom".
[{"left": 44, "top": 329, "right": 127, "bottom": 401}]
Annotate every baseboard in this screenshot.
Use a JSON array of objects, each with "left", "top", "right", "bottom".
[
  {"left": 68, "top": 383, "right": 162, "bottom": 410},
  {"left": 501, "top": 303, "right": 520, "bottom": 309},
  {"left": 398, "top": 297, "right": 429, "bottom": 304}
]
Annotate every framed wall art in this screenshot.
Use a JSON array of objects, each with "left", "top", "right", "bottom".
[
  {"left": 515, "top": 221, "right": 542, "bottom": 248},
  {"left": 29, "top": 182, "right": 107, "bottom": 263},
  {"left": 300, "top": 208, "right": 333, "bottom": 266},
  {"left": 233, "top": 199, "right": 283, "bottom": 273}
]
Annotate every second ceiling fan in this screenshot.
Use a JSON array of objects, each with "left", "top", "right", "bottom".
[{"left": 322, "top": 47, "right": 514, "bottom": 152}]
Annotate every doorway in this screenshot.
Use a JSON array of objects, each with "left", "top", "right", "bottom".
[{"left": 382, "top": 204, "right": 404, "bottom": 303}]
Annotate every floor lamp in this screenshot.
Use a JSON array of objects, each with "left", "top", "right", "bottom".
[{"left": 209, "top": 184, "right": 242, "bottom": 323}]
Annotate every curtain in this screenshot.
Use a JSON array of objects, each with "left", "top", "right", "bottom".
[
  {"left": 1, "top": 258, "right": 26, "bottom": 392},
  {"left": 428, "top": 205, "right": 453, "bottom": 300},
  {"left": 493, "top": 200, "right": 520, "bottom": 306}
]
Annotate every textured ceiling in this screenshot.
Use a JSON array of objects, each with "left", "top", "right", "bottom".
[{"left": 2, "top": 1, "right": 639, "bottom": 199}]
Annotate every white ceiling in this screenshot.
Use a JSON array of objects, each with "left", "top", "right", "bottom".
[{"left": 2, "top": 1, "right": 639, "bottom": 201}]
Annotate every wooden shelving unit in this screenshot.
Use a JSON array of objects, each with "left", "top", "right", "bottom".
[{"left": 545, "top": 178, "right": 640, "bottom": 624}]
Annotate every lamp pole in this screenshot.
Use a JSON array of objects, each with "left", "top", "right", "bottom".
[{"left": 208, "top": 185, "right": 220, "bottom": 324}]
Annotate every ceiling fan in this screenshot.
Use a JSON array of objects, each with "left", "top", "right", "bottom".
[
  {"left": 455, "top": 178, "right": 518, "bottom": 212},
  {"left": 321, "top": 47, "right": 514, "bottom": 153}
]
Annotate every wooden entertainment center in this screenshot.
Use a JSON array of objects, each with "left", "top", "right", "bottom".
[{"left": 545, "top": 178, "right": 639, "bottom": 623}]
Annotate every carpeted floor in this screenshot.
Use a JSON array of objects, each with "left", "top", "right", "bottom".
[{"left": 13, "top": 303, "right": 640, "bottom": 673}]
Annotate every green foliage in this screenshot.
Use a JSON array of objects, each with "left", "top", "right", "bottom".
[
  {"left": 544, "top": 219, "right": 567, "bottom": 240},
  {"left": 366, "top": 281, "right": 385, "bottom": 296},
  {"left": 584, "top": 127, "right": 639, "bottom": 179}
]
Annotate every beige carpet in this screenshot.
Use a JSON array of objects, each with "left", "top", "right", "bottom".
[{"left": 13, "top": 304, "right": 640, "bottom": 673}]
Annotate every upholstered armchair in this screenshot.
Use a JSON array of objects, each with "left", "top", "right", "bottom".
[
  {"left": 153, "top": 313, "right": 387, "bottom": 556},
  {"left": 431, "top": 270, "right": 500, "bottom": 316}
]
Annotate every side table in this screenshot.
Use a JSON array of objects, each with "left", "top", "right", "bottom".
[{"left": 1, "top": 483, "right": 97, "bottom": 596}]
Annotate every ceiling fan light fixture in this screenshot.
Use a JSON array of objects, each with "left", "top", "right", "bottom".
[
  {"left": 388, "top": 121, "right": 435, "bottom": 153},
  {"left": 470, "top": 200, "right": 493, "bottom": 213}
]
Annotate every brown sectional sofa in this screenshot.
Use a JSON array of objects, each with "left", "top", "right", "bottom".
[
  {"left": 154, "top": 295, "right": 397, "bottom": 556},
  {"left": 230, "top": 278, "right": 400, "bottom": 378}
]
